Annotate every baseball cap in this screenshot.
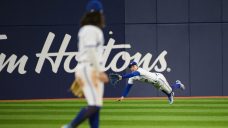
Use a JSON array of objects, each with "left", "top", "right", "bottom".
[
  {"left": 128, "top": 61, "right": 138, "bottom": 68},
  {"left": 86, "top": 0, "right": 103, "bottom": 13}
]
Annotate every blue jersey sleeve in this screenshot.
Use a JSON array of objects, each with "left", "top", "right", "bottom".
[
  {"left": 122, "top": 84, "right": 133, "bottom": 97},
  {"left": 122, "top": 71, "right": 140, "bottom": 79}
]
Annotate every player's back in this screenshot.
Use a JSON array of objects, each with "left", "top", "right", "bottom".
[
  {"left": 136, "top": 68, "right": 158, "bottom": 84},
  {"left": 77, "top": 25, "right": 104, "bottom": 64}
]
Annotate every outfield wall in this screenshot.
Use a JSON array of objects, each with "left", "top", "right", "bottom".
[{"left": 0, "top": 0, "right": 227, "bottom": 99}]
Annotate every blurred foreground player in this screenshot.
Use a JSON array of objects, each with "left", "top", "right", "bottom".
[
  {"left": 62, "top": 0, "right": 108, "bottom": 128},
  {"left": 109, "top": 62, "right": 185, "bottom": 104}
]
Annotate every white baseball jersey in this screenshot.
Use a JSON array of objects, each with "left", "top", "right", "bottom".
[
  {"left": 75, "top": 25, "right": 105, "bottom": 106},
  {"left": 128, "top": 68, "right": 172, "bottom": 93},
  {"left": 77, "top": 25, "right": 104, "bottom": 71}
]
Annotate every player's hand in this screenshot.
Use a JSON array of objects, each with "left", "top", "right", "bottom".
[
  {"left": 116, "top": 96, "right": 124, "bottom": 101},
  {"left": 109, "top": 73, "right": 122, "bottom": 86},
  {"left": 99, "top": 72, "right": 109, "bottom": 84},
  {"left": 70, "top": 78, "right": 84, "bottom": 98}
]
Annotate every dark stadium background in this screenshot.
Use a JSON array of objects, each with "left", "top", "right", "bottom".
[{"left": 0, "top": 0, "right": 228, "bottom": 99}]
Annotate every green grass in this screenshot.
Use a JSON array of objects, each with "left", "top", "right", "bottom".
[{"left": 0, "top": 98, "right": 228, "bottom": 128}]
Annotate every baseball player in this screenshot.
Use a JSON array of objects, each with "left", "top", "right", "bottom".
[
  {"left": 62, "top": 0, "right": 108, "bottom": 128},
  {"left": 109, "top": 61, "right": 185, "bottom": 104}
]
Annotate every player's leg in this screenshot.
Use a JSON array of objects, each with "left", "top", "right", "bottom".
[
  {"left": 88, "top": 82, "right": 104, "bottom": 128},
  {"left": 156, "top": 73, "right": 174, "bottom": 104},
  {"left": 64, "top": 66, "right": 101, "bottom": 128},
  {"left": 89, "top": 107, "right": 100, "bottom": 128},
  {"left": 156, "top": 72, "right": 185, "bottom": 91},
  {"left": 68, "top": 106, "right": 99, "bottom": 127},
  {"left": 156, "top": 73, "right": 172, "bottom": 93}
]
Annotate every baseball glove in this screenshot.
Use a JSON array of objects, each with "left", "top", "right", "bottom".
[
  {"left": 70, "top": 77, "right": 84, "bottom": 98},
  {"left": 109, "top": 73, "right": 122, "bottom": 86}
]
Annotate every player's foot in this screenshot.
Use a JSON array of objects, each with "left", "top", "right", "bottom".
[
  {"left": 61, "top": 124, "right": 72, "bottom": 128},
  {"left": 116, "top": 96, "right": 124, "bottom": 101},
  {"left": 168, "top": 92, "right": 174, "bottom": 104},
  {"left": 176, "top": 80, "right": 185, "bottom": 91}
]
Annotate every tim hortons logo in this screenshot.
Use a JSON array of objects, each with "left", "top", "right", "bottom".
[{"left": 0, "top": 32, "right": 170, "bottom": 74}]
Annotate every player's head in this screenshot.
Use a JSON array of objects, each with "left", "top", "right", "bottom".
[
  {"left": 128, "top": 61, "right": 138, "bottom": 71},
  {"left": 80, "top": 0, "right": 105, "bottom": 29}
]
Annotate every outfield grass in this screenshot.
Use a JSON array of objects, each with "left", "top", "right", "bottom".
[{"left": 0, "top": 98, "right": 228, "bottom": 128}]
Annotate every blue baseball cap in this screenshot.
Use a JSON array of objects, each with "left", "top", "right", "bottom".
[
  {"left": 128, "top": 61, "right": 138, "bottom": 68},
  {"left": 86, "top": 0, "right": 103, "bottom": 13}
]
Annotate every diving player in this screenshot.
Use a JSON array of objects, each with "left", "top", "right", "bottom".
[
  {"left": 116, "top": 61, "right": 185, "bottom": 104},
  {"left": 62, "top": 0, "right": 107, "bottom": 128}
]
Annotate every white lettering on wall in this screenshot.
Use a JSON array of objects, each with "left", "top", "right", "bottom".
[
  {"left": 0, "top": 32, "right": 169, "bottom": 74},
  {"left": 35, "top": 32, "right": 72, "bottom": 73},
  {"left": 0, "top": 34, "right": 7, "bottom": 40},
  {"left": 0, "top": 53, "right": 28, "bottom": 74}
]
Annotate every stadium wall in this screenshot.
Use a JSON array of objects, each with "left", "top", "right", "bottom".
[{"left": 0, "top": 0, "right": 227, "bottom": 99}]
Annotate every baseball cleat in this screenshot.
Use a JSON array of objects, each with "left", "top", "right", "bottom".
[
  {"left": 168, "top": 92, "right": 174, "bottom": 104},
  {"left": 176, "top": 80, "right": 185, "bottom": 91}
]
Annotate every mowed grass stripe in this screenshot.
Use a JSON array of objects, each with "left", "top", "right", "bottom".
[
  {"left": 1, "top": 101, "right": 228, "bottom": 105},
  {"left": 1, "top": 98, "right": 228, "bottom": 104},
  {"left": 1, "top": 115, "right": 228, "bottom": 121},
  {"left": 0, "top": 125, "right": 227, "bottom": 128},
  {"left": 2, "top": 108, "right": 228, "bottom": 113},
  {"left": 1, "top": 103, "right": 228, "bottom": 107},
  {"left": 0, "top": 124, "right": 67, "bottom": 128},
  {"left": 0, "top": 105, "right": 227, "bottom": 109},
  {"left": 1, "top": 111, "right": 228, "bottom": 116},
  {"left": 0, "top": 119, "right": 227, "bottom": 126}
]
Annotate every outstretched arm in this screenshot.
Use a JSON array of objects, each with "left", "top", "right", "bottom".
[
  {"left": 122, "top": 84, "right": 133, "bottom": 97},
  {"left": 117, "top": 84, "right": 133, "bottom": 101},
  {"left": 121, "top": 71, "right": 140, "bottom": 79},
  {"left": 109, "top": 71, "right": 140, "bottom": 86}
]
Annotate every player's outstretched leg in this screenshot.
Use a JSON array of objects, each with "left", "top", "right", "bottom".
[
  {"left": 168, "top": 92, "right": 174, "bottom": 104},
  {"left": 160, "top": 80, "right": 184, "bottom": 105},
  {"left": 156, "top": 75, "right": 174, "bottom": 104},
  {"left": 161, "top": 90, "right": 174, "bottom": 104}
]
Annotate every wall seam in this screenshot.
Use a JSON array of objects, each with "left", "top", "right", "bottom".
[
  {"left": 221, "top": 0, "right": 224, "bottom": 96},
  {"left": 155, "top": 0, "right": 159, "bottom": 97},
  {"left": 188, "top": 0, "right": 192, "bottom": 96}
]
